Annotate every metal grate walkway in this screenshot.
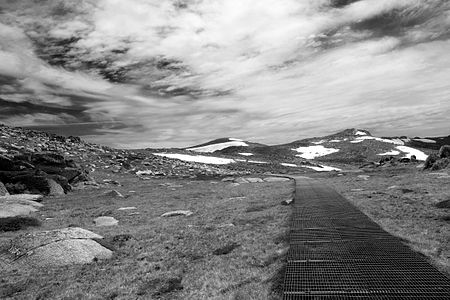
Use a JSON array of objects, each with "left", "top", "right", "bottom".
[{"left": 283, "top": 177, "right": 450, "bottom": 299}]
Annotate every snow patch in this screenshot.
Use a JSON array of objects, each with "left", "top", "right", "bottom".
[
  {"left": 238, "top": 153, "right": 253, "bottom": 156},
  {"left": 329, "top": 139, "right": 341, "bottom": 143},
  {"left": 153, "top": 153, "right": 235, "bottom": 165},
  {"left": 248, "top": 160, "right": 268, "bottom": 164},
  {"left": 377, "top": 150, "right": 400, "bottom": 156},
  {"left": 412, "top": 138, "right": 436, "bottom": 144},
  {"left": 395, "top": 146, "right": 428, "bottom": 161},
  {"left": 351, "top": 136, "right": 404, "bottom": 145},
  {"left": 311, "top": 140, "right": 326, "bottom": 145},
  {"left": 350, "top": 139, "right": 364, "bottom": 143},
  {"left": 187, "top": 141, "right": 248, "bottom": 153},
  {"left": 281, "top": 163, "right": 298, "bottom": 167},
  {"left": 304, "top": 165, "right": 341, "bottom": 172},
  {"left": 228, "top": 138, "right": 243, "bottom": 141},
  {"left": 355, "top": 131, "right": 367, "bottom": 136},
  {"left": 293, "top": 145, "right": 340, "bottom": 159}
]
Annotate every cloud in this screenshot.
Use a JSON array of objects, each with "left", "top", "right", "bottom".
[{"left": 0, "top": 0, "right": 449, "bottom": 147}]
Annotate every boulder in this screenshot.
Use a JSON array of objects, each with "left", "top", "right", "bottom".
[
  {"left": 47, "top": 174, "right": 71, "bottom": 192},
  {"left": 439, "top": 145, "right": 450, "bottom": 158},
  {"left": 0, "top": 194, "right": 43, "bottom": 218},
  {"left": 234, "top": 177, "right": 249, "bottom": 184},
  {"left": 161, "top": 210, "right": 193, "bottom": 217},
  {"left": 94, "top": 216, "right": 119, "bottom": 226},
  {"left": 46, "top": 179, "right": 65, "bottom": 196},
  {"left": 431, "top": 158, "right": 450, "bottom": 171},
  {"left": 424, "top": 154, "right": 439, "bottom": 170},
  {"left": 263, "top": 177, "right": 291, "bottom": 182},
  {"left": 1, "top": 227, "right": 112, "bottom": 268},
  {"left": 10, "top": 174, "right": 50, "bottom": 195},
  {"left": 102, "top": 190, "right": 124, "bottom": 198},
  {"left": 0, "top": 181, "right": 9, "bottom": 196},
  {"left": 246, "top": 177, "right": 264, "bottom": 183}
]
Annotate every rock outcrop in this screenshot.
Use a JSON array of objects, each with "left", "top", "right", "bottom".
[{"left": 1, "top": 227, "right": 112, "bottom": 268}]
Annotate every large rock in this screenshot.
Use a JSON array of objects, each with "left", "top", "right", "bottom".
[
  {"left": 0, "top": 194, "right": 43, "bottom": 218},
  {"left": 1, "top": 227, "right": 112, "bottom": 268},
  {"left": 10, "top": 174, "right": 50, "bottom": 195},
  {"left": 0, "top": 181, "right": 9, "bottom": 196},
  {"left": 263, "top": 177, "right": 291, "bottom": 182},
  {"left": 423, "top": 154, "right": 439, "bottom": 170},
  {"left": 46, "top": 179, "right": 65, "bottom": 196},
  {"left": 439, "top": 145, "right": 450, "bottom": 158}
]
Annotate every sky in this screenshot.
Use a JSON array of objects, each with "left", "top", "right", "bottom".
[{"left": 0, "top": 0, "right": 449, "bottom": 148}]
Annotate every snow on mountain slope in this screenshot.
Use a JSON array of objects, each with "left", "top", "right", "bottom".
[
  {"left": 396, "top": 146, "right": 428, "bottom": 161},
  {"left": 153, "top": 153, "right": 235, "bottom": 164},
  {"left": 351, "top": 135, "right": 404, "bottom": 145},
  {"left": 378, "top": 150, "right": 401, "bottom": 156},
  {"left": 186, "top": 138, "right": 248, "bottom": 153},
  {"left": 292, "top": 145, "right": 340, "bottom": 159}
]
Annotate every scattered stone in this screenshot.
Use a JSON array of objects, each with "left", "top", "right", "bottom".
[
  {"left": 103, "top": 179, "right": 120, "bottom": 185},
  {"left": 213, "top": 243, "right": 240, "bottom": 255},
  {"left": 1, "top": 227, "right": 112, "bottom": 268},
  {"left": 351, "top": 189, "right": 364, "bottom": 192},
  {"left": 94, "top": 216, "right": 119, "bottom": 227},
  {"left": 161, "top": 210, "right": 193, "bottom": 217},
  {"left": 281, "top": 197, "right": 294, "bottom": 206},
  {"left": 264, "top": 177, "right": 291, "bottom": 182},
  {"left": 102, "top": 190, "right": 124, "bottom": 198},
  {"left": 246, "top": 177, "right": 264, "bottom": 183},
  {"left": 117, "top": 207, "right": 137, "bottom": 211},
  {"left": 401, "top": 188, "right": 414, "bottom": 194},
  {"left": 387, "top": 185, "right": 398, "bottom": 190},
  {"left": 234, "top": 177, "right": 249, "bottom": 184},
  {"left": 0, "top": 181, "right": 9, "bottom": 196},
  {"left": 230, "top": 183, "right": 240, "bottom": 186},
  {"left": 357, "top": 175, "right": 370, "bottom": 180},
  {"left": 221, "top": 177, "right": 235, "bottom": 182},
  {"left": 435, "top": 200, "right": 450, "bottom": 209}
]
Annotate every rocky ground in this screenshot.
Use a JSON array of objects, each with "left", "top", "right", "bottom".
[{"left": 1, "top": 124, "right": 449, "bottom": 299}]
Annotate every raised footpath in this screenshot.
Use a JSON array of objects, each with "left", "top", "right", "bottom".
[{"left": 283, "top": 176, "right": 450, "bottom": 299}]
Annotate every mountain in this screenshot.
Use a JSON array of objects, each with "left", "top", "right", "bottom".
[{"left": 173, "top": 129, "right": 434, "bottom": 168}]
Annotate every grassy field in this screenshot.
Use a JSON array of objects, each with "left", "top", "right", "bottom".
[
  {"left": 1, "top": 172, "right": 294, "bottom": 300},
  {"left": 323, "top": 166, "right": 450, "bottom": 275}
]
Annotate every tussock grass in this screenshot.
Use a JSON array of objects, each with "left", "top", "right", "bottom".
[
  {"left": 0, "top": 216, "right": 41, "bottom": 232},
  {"left": 326, "top": 166, "right": 450, "bottom": 275},
  {"left": 1, "top": 172, "right": 293, "bottom": 299}
]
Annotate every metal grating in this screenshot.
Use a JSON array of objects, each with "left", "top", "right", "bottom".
[{"left": 283, "top": 177, "right": 450, "bottom": 299}]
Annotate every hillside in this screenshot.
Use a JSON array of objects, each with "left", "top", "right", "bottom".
[{"left": 1, "top": 124, "right": 450, "bottom": 299}]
